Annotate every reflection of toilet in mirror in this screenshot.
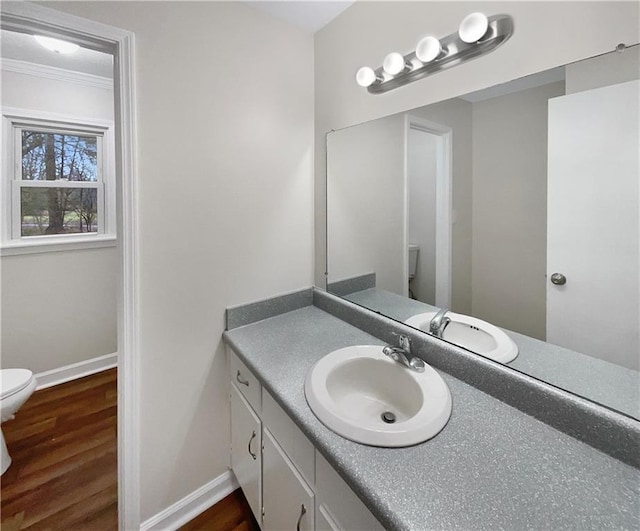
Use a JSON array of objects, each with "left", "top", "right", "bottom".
[
  {"left": 1, "top": 369, "right": 37, "bottom": 474},
  {"left": 408, "top": 244, "right": 419, "bottom": 299}
]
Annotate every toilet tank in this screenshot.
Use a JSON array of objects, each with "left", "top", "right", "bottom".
[{"left": 408, "top": 244, "right": 419, "bottom": 279}]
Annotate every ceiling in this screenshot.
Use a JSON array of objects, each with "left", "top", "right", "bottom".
[
  {"left": 1, "top": 2, "right": 353, "bottom": 77},
  {"left": 245, "top": 1, "right": 355, "bottom": 33},
  {"left": 1, "top": 29, "right": 113, "bottom": 78}
]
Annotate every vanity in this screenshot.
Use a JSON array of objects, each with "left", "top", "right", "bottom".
[
  {"left": 224, "top": 288, "right": 640, "bottom": 531},
  {"left": 223, "top": 39, "right": 640, "bottom": 531},
  {"left": 228, "top": 347, "right": 385, "bottom": 530}
]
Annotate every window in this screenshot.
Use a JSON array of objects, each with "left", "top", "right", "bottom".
[{"left": 2, "top": 109, "right": 115, "bottom": 254}]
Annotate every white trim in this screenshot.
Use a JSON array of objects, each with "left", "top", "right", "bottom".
[
  {"left": 34, "top": 352, "right": 118, "bottom": 390},
  {"left": 405, "top": 115, "right": 453, "bottom": 308},
  {"left": 1, "top": 4, "right": 142, "bottom": 529},
  {"left": 1, "top": 58, "right": 113, "bottom": 90},
  {"left": 1, "top": 234, "right": 116, "bottom": 256},
  {"left": 140, "top": 471, "right": 240, "bottom": 531}
]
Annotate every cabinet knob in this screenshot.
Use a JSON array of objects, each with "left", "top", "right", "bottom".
[{"left": 296, "top": 504, "right": 307, "bottom": 531}]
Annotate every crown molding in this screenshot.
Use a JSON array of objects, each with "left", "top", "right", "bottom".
[{"left": 1, "top": 58, "right": 113, "bottom": 90}]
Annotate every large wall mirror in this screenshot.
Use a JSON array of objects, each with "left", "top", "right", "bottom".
[{"left": 326, "top": 46, "right": 640, "bottom": 420}]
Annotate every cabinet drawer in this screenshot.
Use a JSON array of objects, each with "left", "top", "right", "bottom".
[
  {"left": 229, "top": 347, "right": 261, "bottom": 413},
  {"left": 262, "top": 389, "right": 315, "bottom": 487},
  {"left": 315, "top": 452, "right": 385, "bottom": 531}
]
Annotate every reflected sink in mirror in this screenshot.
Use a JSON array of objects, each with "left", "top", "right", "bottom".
[
  {"left": 405, "top": 311, "right": 519, "bottom": 364},
  {"left": 305, "top": 345, "right": 451, "bottom": 447}
]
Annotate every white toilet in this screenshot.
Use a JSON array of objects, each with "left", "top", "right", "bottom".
[
  {"left": 408, "top": 244, "right": 419, "bottom": 280},
  {"left": 1, "top": 368, "right": 37, "bottom": 475}
]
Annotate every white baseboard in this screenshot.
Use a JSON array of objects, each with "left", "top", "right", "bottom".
[
  {"left": 34, "top": 352, "right": 118, "bottom": 390},
  {"left": 140, "top": 470, "right": 240, "bottom": 531}
]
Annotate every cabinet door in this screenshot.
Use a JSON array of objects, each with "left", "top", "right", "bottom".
[
  {"left": 316, "top": 505, "right": 340, "bottom": 531},
  {"left": 230, "top": 384, "right": 262, "bottom": 525},
  {"left": 315, "top": 452, "right": 385, "bottom": 531},
  {"left": 263, "top": 428, "right": 314, "bottom": 531}
]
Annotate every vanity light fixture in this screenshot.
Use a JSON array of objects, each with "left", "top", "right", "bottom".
[
  {"left": 356, "top": 13, "right": 513, "bottom": 94},
  {"left": 383, "top": 52, "right": 409, "bottom": 75},
  {"left": 415, "top": 36, "right": 443, "bottom": 63},
  {"left": 458, "top": 12, "right": 490, "bottom": 43},
  {"left": 356, "top": 66, "right": 382, "bottom": 88},
  {"left": 34, "top": 35, "right": 79, "bottom": 54}
]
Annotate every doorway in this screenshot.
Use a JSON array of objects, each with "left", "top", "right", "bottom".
[
  {"left": 405, "top": 115, "right": 452, "bottom": 309},
  {"left": 0, "top": 3, "right": 139, "bottom": 528}
]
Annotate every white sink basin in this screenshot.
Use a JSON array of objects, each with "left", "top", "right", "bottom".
[
  {"left": 304, "top": 345, "right": 452, "bottom": 447},
  {"left": 405, "top": 311, "right": 518, "bottom": 364}
]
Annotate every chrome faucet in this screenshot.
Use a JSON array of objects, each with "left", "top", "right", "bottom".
[
  {"left": 382, "top": 335, "right": 425, "bottom": 372},
  {"left": 429, "top": 308, "right": 451, "bottom": 338}
]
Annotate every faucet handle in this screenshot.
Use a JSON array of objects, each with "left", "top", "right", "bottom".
[
  {"left": 398, "top": 335, "right": 411, "bottom": 353},
  {"left": 389, "top": 332, "right": 411, "bottom": 353}
]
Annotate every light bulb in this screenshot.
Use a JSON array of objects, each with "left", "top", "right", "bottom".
[
  {"left": 356, "top": 66, "right": 378, "bottom": 87},
  {"left": 34, "top": 35, "right": 80, "bottom": 54},
  {"left": 458, "top": 12, "right": 489, "bottom": 43},
  {"left": 383, "top": 52, "right": 407, "bottom": 75},
  {"left": 416, "top": 36, "right": 442, "bottom": 63}
]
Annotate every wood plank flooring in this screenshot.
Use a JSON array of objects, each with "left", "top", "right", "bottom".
[
  {"left": 1, "top": 369, "right": 118, "bottom": 530},
  {"left": 1, "top": 368, "right": 258, "bottom": 531},
  {"left": 178, "top": 490, "right": 260, "bottom": 531}
]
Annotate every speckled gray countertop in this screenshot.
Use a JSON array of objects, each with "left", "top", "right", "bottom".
[
  {"left": 224, "top": 305, "right": 640, "bottom": 531},
  {"left": 344, "top": 288, "right": 640, "bottom": 419}
]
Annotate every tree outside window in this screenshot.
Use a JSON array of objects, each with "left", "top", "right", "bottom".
[{"left": 20, "top": 130, "right": 99, "bottom": 236}]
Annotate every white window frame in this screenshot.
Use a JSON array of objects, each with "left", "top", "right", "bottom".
[{"left": 1, "top": 107, "right": 116, "bottom": 255}]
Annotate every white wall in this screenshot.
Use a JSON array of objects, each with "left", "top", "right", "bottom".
[
  {"left": 471, "top": 81, "right": 565, "bottom": 340},
  {"left": 1, "top": 68, "right": 113, "bottom": 120},
  {"left": 327, "top": 114, "right": 405, "bottom": 295},
  {"left": 1, "top": 248, "right": 118, "bottom": 372},
  {"left": 315, "top": 1, "right": 640, "bottom": 286},
  {"left": 0, "top": 67, "right": 117, "bottom": 373},
  {"left": 46, "top": 1, "right": 314, "bottom": 521},
  {"left": 565, "top": 44, "right": 640, "bottom": 94}
]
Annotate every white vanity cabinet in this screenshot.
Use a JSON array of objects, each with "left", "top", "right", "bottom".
[{"left": 228, "top": 347, "right": 384, "bottom": 531}]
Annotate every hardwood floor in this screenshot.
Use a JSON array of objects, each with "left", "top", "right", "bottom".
[
  {"left": 179, "top": 490, "right": 260, "bottom": 531},
  {"left": 1, "top": 368, "right": 257, "bottom": 531},
  {"left": 1, "top": 369, "right": 118, "bottom": 530}
]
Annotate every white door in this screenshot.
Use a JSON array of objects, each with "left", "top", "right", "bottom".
[
  {"left": 230, "top": 384, "right": 262, "bottom": 524},
  {"left": 547, "top": 80, "right": 639, "bottom": 370},
  {"left": 262, "top": 429, "right": 314, "bottom": 531}
]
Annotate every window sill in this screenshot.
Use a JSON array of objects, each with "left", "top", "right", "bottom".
[{"left": 1, "top": 235, "right": 117, "bottom": 256}]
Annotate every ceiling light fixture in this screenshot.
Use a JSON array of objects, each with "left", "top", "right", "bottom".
[
  {"left": 34, "top": 35, "right": 80, "bottom": 54},
  {"left": 356, "top": 13, "right": 513, "bottom": 94}
]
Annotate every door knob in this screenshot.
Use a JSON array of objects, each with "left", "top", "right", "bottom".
[{"left": 550, "top": 273, "right": 567, "bottom": 285}]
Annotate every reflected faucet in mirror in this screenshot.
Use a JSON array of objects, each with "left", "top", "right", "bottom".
[{"left": 429, "top": 308, "right": 451, "bottom": 338}]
